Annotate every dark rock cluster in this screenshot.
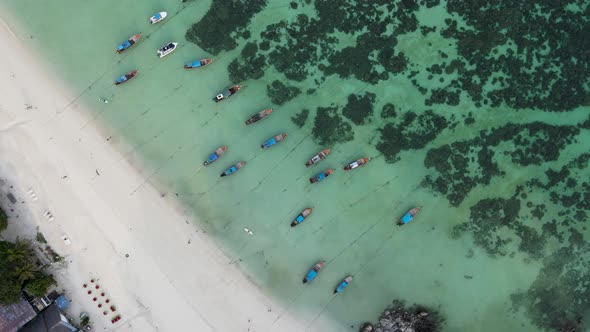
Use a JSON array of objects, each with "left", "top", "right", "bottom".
[
  {"left": 291, "top": 109, "right": 309, "bottom": 128},
  {"left": 185, "top": 0, "right": 267, "bottom": 55},
  {"left": 266, "top": 80, "right": 301, "bottom": 106},
  {"left": 342, "top": 93, "right": 376, "bottom": 125},
  {"left": 438, "top": 0, "right": 590, "bottom": 111},
  {"left": 377, "top": 110, "right": 448, "bottom": 163},
  {"left": 423, "top": 122, "right": 579, "bottom": 206},
  {"left": 364, "top": 300, "right": 443, "bottom": 332},
  {"left": 311, "top": 106, "right": 353, "bottom": 146}
]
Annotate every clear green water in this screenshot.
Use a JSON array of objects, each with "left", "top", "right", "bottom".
[{"left": 2, "top": 1, "right": 589, "bottom": 331}]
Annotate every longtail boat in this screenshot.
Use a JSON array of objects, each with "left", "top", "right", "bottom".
[
  {"left": 309, "top": 169, "right": 334, "bottom": 184},
  {"left": 398, "top": 207, "right": 421, "bottom": 226},
  {"left": 149, "top": 12, "right": 167, "bottom": 24},
  {"left": 114, "top": 70, "right": 138, "bottom": 85},
  {"left": 343, "top": 157, "right": 370, "bottom": 171},
  {"left": 184, "top": 58, "right": 213, "bottom": 69},
  {"left": 305, "top": 149, "right": 330, "bottom": 167},
  {"left": 203, "top": 146, "right": 228, "bottom": 166},
  {"left": 245, "top": 109, "right": 273, "bottom": 125},
  {"left": 116, "top": 33, "right": 141, "bottom": 53},
  {"left": 290, "top": 208, "right": 312, "bottom": 227},
  {"left": 213, "top": 85, "right": 241, "bottom": 102},
  {"left": 220, "top": 161, "right": 246, "bottom": 177},
  {"left": 261, "top": 133, "right": 287, "bottom": 149},
  {"left": 303, "top": 261, "right": 325, "bottom": 284},
  {"left": 334, "top": 276, "right": 353, "bottom": 294},
  {"left": 157, "top": 42, "right": 178, "bottom": 58}
]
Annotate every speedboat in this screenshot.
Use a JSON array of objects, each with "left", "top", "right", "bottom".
[
  {"left": 149, "top": 12, "right": 167, "bottom": 24},
  {"left": 303, "top": 261, "right": 325, "bottom": 284},
  {"left": 203, "top": 146, "right": 227, "bottom": 166},
  {"left": 184, "top": 58, "right": 213, "bottom": 69},
  {"left": 309, "top": 169, "right": 334, "bottom": 184},
  {"left": 114, "top": 70, "right": 138, "bottom": 85},
  {"left": 261, "top": 133, "right": 287, "bottom": 149},
  {"left": 157, "top": 42, "right": 178, "bottom": 58},
  {"left": 398, "top": 207, "right": 421, "bottom": 226},
  {"left": 343, "top": 157, "right": 370, "bottom": 171},
  {"left": 305, "top": 149, "right": 330, "bottom": 167},
  {"left": 245, "top": 109, "right": 273, "bottom": 125},
  {"left": 290, "top": 208, "right": 312, "bottom": 227},
  {"left": 116, "top": 33, "right": 141, "bottom": 53},
  {"left": 213, "top": 85, "right": 241, "bottom": 102},
  {"left": 334, "top": 276, "right": 353, "bottom": 294},
  {"left": 220, "top": 161, "right": 246, "bottom": 177}
]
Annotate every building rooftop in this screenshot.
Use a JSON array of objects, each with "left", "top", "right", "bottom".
[{"left": 0, "top": 297, "right": 37, "bottom": 332}]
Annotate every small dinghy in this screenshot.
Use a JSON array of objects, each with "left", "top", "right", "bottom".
[
  {"left": 213, "top": 85, "right": 241, "bottom": 102},
  {"left": 203, "top": 146, "right": 227, "bottom": 166},
  {"left": 149, "top": 12, "right": 167, "bottom": 24},
  {"left": 309, "top": 169, "right": 334, "bottom": 184},
  {"left": 220, "top": 161, "right": 246, "bottom": 177},
  {"left": 303, "top": 261, "right": 325, "bottom": 284},
  {"left": 334, "top": 276, "right": 353, "bottom": 294},
  {"left": 245, "top": 109, "right": 273, "bottom": 125},
  {"left": 343, "top": 157, "right": 370, "bottom": 171},
  {"left": 398, "top": 207, "right": 421, "bottom": 226},
  {"left": 114, "top": 70, "right": 138, "bottom": 85},
  {"left": 291, "top": 208, "right": 312, "bottom": 227},
  {"left": 184, "top": 58, "right": 213, "bottom": 69},
  {"left": 116, "top": 33, "right": 141, "bottom": 53},
  {"left": 261, "top": 133, "right": 287, "bottom": 149},
  {"left": 305, "top": 149, "right": 330, "bottom": 167},
  {"left": 157, "top": 42, "right": 178, "bottom": 58}
]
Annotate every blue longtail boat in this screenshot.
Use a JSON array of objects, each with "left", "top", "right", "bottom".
[
  {"left": 303, "top": 261, "right": 324, "bottom": 284},
  {"left": 203, "top": 146, "right": 227, "bottom": 166},
  {"left": 261, "top": 133, "right": 287, "bottom": 149},
  {"left": 334, "top": 276, "right": 353, "bottom": 294},
  {"left": 116, "top": 33, "right": 141, "bottom": 53},
  {"left": 220, "top": 161, "right": 246, "bottom": 177},
  {"left": 114, "top": 70, "right": 138, "bottom": 85},
  {"left": 398, "top": 207, "right": 421, "bottom": 226},
  {"left": 184, "top": 58, "right": 213, "bottom": 69}
]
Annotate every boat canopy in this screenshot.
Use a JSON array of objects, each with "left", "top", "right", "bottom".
[
  {"left": 306, "top": 270, "right": 318, "bottom": 281},
  {"left": 401, "top": 213, "right": 413, "bottom": 224},
  {"left": 208, "top": 153, "right": 218, "bottom": 162},
  {"left": 296, "top": 215, "right": 304, "bottom": 222}
]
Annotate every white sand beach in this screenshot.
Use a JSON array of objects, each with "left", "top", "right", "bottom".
[{"left": 0, "top": 17, "right": 310, "bottom": 332}]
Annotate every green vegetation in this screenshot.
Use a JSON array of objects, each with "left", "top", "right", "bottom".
[
  {"left": 36, "top": 231, "right": 47, "bottom": 244},
  {"left": 0, "top": 207, "right": 7, "bottom": 233},
  {"left": 0, "top": 239, "right": 55, "bottom": 304},
  {"left": 266, "top": 80, "right": 301, "bottom": 106}
]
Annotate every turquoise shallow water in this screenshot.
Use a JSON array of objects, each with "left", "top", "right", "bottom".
[{"left": 3, "top": 0, "right": 590, "bottom": 331}]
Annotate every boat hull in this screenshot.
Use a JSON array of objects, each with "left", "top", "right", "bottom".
[
  {"left": 184, "top": 58, "right": 213, "bottom": 69},
  {"left": 149, "top": 12, "right": 167, "bottom": 24},
  {"left": 305, "top": 149, "right": 331, "bottom": 167},
  {"left": 303, "top": 261, "right": 325, "bottom": 284},
  {"left": 157, "top": 42, "right": 178, "bottom": 58},
  {"left": 117, "top": 33, "right": 141, "bottom": 53},
  {"left": 220, "top": 161, "right": 246, "bottom": 177},
  {"left": 203, "top": 146, "right": 228, "bottom": 166},
  {"left": 334, "top": 276, "right": 353, "bottom": 294},
  {"left": 261, "top": 133, "right": 287, "bottom": 148},
  {"left": 213, "top": 85, "right": 241, "bottom": 102},
  {"left": 309, "top": 169, "right": 334, "bottom": 183},
  {"left": 245, "top": 109, "right": 273, "bottom": 125},
  {"left": 114, "top": 70, "right": 138, "bottom": 85},
  {"left": 343, "top": 157, "right": 370, "bottom": 170},
  {"left": 398, "top": 207, "right": 421, "bottom": 225},
  {"left": 291, "top": 208, "right": 312, "bottom": 227}
]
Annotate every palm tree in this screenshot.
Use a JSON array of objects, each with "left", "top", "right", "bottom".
[
  {"left": 6, "top": 239, "right": 32, "bottom": 263},
  {"left": 15, "top": 262, "right": 37, "bottom": 284}
]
